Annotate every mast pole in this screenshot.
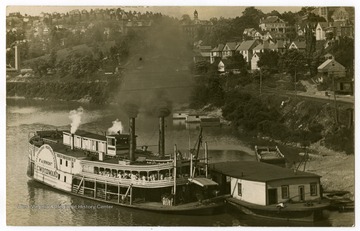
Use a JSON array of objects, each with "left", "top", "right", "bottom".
[
  {"left": 173, "top": 144, "right": 177, "bottom": 206},
  {"left": 190, "top": 151, "right": 193, "bottom": 178},
  {"left": 205, "top": 142, "right": 208, "bottom": 178}
]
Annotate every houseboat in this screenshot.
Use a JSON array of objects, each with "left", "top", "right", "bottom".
[
  {"left": 210, "top": 161, "right": 330, "bottom": 222},
  {"left": 27, "top": 115, "right": 224, "bottom": 215},
  {"left": 172, "top": 112, "right": 189, "bottom": 120},
  {"left": 185, "top": 113, "right": 209, "bottom": 123},
  {"left": 255, "top": 146, "right": 287, "bottom": 167}
]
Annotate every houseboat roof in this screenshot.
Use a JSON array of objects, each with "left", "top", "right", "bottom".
[{"left": 210, "top": 161, "right": 320, "bottom": 182}]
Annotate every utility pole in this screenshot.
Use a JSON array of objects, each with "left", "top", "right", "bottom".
[
  {"left": 331, "top": 69, "right": 339, "bottom": 126},
  {"left": 259, "top": 68, "right": 262, "bottom": 95},
  {"left": 294, "top": 69, "right": 297, "bottom": 99}
]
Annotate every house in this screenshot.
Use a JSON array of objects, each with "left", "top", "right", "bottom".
[
  {"left": 243, "top": 28, "right": 261, "bottom": 40},
  {"left": 317, "top": 59, "right": 346, "bottom": 78},
  {"left": 252, "top": 41, "right": 278, "bottom": 54},
  {"left": 210, "top": 44, "right": 224, "bottom": 63},
  {"left": 251, "top": 53, "right": 260, "bottom": 71},
  {"left": 331, "top": 7, "right": 354, "bottom": 22},
  {"left": 211, "top": 161, "right": 322, "bottom": 206},
  {"left": 182, "top": 10, "right": 213, "bottom": 39},
  {"left": 315, "top": 22, "right": 329, "bottom": 40},
  {"left": 288, "top": 41, "right": 306, "bottom": 52},
  {"left": 259, "top": 16, "right": 287, "bottom": 33},
  {"left": 236, "top": 40, "right": 259, "bottom": 63},
  {"left": 193, "top": 45, "right": 212, "bottom": 63},
  {"left": 222, "top": 42, "right": 239, "bottom": 59}
]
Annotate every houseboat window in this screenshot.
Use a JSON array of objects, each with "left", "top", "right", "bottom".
[
  {"left": 281, "top": 185, "right": 289, "bottom": 199},
  {"left": 65, "top": 160, "right": 68, "bottom": 167},
  {"left": 64, "top": 176, "right": 66, "bottom": 182},
  {"left": 238, "top": 183, "right": 242, "bottom": 196},
  {"left": 60, "top": 159, "right": 62, "bottom": 165},
  {"left": 310, "top": 183, "right": 317, "bottom": 196}
]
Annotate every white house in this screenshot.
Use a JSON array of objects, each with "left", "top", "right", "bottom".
[
  {"left": 315, "top": 22, "right": 329, "bottom": 40},
  {"left": 236, "top": 40, "right": 259, "bottom": 63}
]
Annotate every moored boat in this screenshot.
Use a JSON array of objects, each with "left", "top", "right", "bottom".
[
  {"left": 27, "top": 110, "right": 225, "bottom": 215},
  {"left": 210, "top": 161, "right": 330, "bottom": 222},
  {"left": 255, "top": 146, "right": 287, "bottom": 167}
]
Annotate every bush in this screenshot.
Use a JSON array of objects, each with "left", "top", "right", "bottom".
[{"left": 324, "top": 127, "right": 354, "bottom": 154}]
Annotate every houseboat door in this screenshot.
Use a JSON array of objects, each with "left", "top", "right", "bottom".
[
  {"left": 298, "top": 186, "right": 305, "bottom": 201},
  {"left": 268, "top": 188, "right": 277, "bottom": 205}
]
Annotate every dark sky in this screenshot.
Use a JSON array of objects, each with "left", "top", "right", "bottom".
[{"left": 7, "top": 6, "right": 302, "bottom": 19}]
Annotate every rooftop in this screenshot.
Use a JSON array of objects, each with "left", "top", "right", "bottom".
[
  {"left": 210, "top": 161, "right": 320, "bottom": 182},
  {"left": 236, "top": 40, "right": 257, "bottom": 51}
]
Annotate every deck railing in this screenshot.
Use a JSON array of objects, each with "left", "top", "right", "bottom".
[{"left": 78, "top": 172, "right": 188, "bottom": 188}]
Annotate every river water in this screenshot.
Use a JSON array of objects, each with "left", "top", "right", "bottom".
[{"left": 6, "top": 98, "right": 353, "bottom": 226}]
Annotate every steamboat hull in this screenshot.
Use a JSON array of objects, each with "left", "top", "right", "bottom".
[{"left": 29, "top": 175, "right": 225, "bottom": 215}]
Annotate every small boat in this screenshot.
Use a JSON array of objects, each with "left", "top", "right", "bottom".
[
  {"left": 27, "top": 113, "right": 225, "bottom": 215},
  {"left": 323, "top": 191, "right": 354, "bottom": 212},
  {"left": 255, "top": 146, "right": 286, "bottom": 167},
  {"left": 210, "top": 161, "right": 330, "bottom": 222}
]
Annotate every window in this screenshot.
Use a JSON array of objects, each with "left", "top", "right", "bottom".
[
  {"left": 65, "top": 160, "right": 68, "bottom": 167},
  {"left": 281, "top": 185, "right": 289, "bottom": 199},
  {"left": 238, "top": 183, "right": 242, "bottom": 196},
  {"left": 310, "top": 183, "right": 318, "bottom": 196},
  {"left": 60, "top": 159, "right": 62, "bottom": 165},
  {"left": 64, "top": 176, "right": 67, "bottom": 182},
  {"left": 71, "top": 162, "right": 74, "bottom": 168},
  {"left": 58, "top": 174, "right": 60, "bottom": 180}
]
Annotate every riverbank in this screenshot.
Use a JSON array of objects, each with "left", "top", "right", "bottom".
[
  {"left": 190, "top": 105, "right": 354, "bottom": 198},
  {"left": 303, "top": 144, "right": 355, "bottom": 197}
]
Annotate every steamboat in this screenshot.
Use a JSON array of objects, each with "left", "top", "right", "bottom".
[{"left": 27, "top": 111, "right": 225, "bottom": 214}]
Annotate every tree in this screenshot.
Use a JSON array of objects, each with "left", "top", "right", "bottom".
[
  {"left": 181, "top": 14, "right": 192, "bottom": 24},
  {"left": 257, "top": 50, "right": 280, "bottom": 74},
  {"left": 280, "top": 50, "right": 306, "bottom": 81},
  {"left": 305, "top": 24, "right": 317, "bottom": 76}
]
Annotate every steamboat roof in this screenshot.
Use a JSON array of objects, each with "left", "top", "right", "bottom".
[
  {"left": 210, "top": 161, "right": 320, "bottom": 182},
  {"left": 63, "top": 130, "right": 129, "bottom": 141}
]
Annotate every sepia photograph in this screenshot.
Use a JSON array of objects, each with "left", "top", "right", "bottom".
[{"left": 4, "top": 1, "right": 356, "bottom": 228}]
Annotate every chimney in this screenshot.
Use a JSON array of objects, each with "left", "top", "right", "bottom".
[
  {"left": 129, "top": 117, "right": 136, "bottom": 162},
  {"left": 159, "top": 116, "right": 165, "bottom": 158},
  {"left": 71, "top": 134, "right": 75, "bottom": 150}
]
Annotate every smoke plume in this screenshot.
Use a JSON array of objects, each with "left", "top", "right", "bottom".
[
  {"left": 69, "top": 106, "right": 84, "bottom": 134},
  {"left": 108, "top": 119, "right": 124, "bottom": 135},
  {"left": 123, "top": 102, "right": 139, "bottom": 118}
]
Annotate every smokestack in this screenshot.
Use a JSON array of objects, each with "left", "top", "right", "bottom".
[
  {"left": 15, "top": 45, "right": 20, "bottom": 71},
  {"left": 129, "top": 117, "right": 136, "bottom": 162},
  {"left": 71, "top": 134, "right": 74, "bottom": 150},
  {"left": 159, "top": 116, "right": 165, "bottom": 158}
]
